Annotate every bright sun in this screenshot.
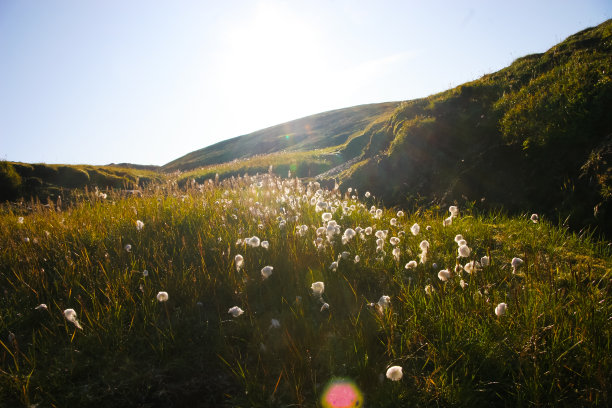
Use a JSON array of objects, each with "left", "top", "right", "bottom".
[{"left": 215, "top": 2, "right": 332, "bottom": 128}]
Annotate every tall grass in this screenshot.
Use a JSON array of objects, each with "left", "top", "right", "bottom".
[{"left": 0, "top": 175, "right": 610, "bottom": 407}]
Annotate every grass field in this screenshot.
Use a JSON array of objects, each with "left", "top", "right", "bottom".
[{"left": 1, "top": 175, "right": 610, "bottom": 407}]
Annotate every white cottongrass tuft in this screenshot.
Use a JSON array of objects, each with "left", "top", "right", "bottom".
[
  {"left": 392, "top": 247, "right": 401, "bottom": 261},
  {"left": 458, "top": 245, "right": 471, "bottom": 258},
  {"left": 495, "top": 302, "right": 507, "bottom": 317},
  {"left": 424, "top": 284, "right": 435, "bottom": 296},
  {"left": 64, "top": 309, "right": 82, "bottom": 329},
  {"left": 322, "top": 212, "right": 333, "bottom": 222},
  {"left": 228, "top": 306, "right": 244, "bottom": 317},
  {"left": 125, "top": 244, "right": 132, "bottom": 252},
  {"left": 419, "top": 240, "right": 430, "bottom": 251},
  {"left": 136, "top": 220, "right": 144, "bottom": 231},
  {"left": 386, "top": 366, "right": 403, "bottom": 381},
  {"left": 443, "top": 216, "right": 453, "bottom": 226},
  {"left": 234, "top": 254, "right": 244, "bottom": 271},
  {"left": 261, "top": 240, "right": 269, "bottom": 249},
  {"left": 270, "top": 318, "right": 281, "bottom": 329},
  {"left": 311, "top": 281, "right": 325, "bottom": 296},
  {"left": 481, "top": 256, "right": 490, "bottom": 267},
  {"left": 405, "top": 260, "right": 418, "bottom": 269},
  {"left": 156, "top": 291, "right": 169, "bottom": 302},
  {"left": 142, "top": 269, "right": 149, "bottom": 277},
  {"left": 511, "top": 257, "right": 524, "bottom": 272},
  {"left": 261, "top": 265, "right": 274, "bottom": 279},
  {"left": 354, "top": 255, "right": 360, "bottom": 263},
  {"left": 320, "top": 302, "right": 330, "bottom": 312},
  {"left": 464, "top": 261, "right": 480, "bottom": 274},
  {"left": 410, "top": 223, "right": 420, "bottom": 236},
  {"left": 365, "top": 191, "right": 371, "bottom": 198},
  {"left": 247, "top": 236, "right": 261, "bottom": 247},
  {"left": 449, "top": 206, "right": 459, "bottom": 217},
  {"left": 454, "top": 234, "right": 464, "bottom": 243},
  {"left": 35, "top": 304, "right": 48, "bottom": 311},
  {"left": 389, "top": 237, "right": 400, "bottom": 246},
  {"left": 460, "top": 279, "right": 468, "bottom": 289},
  {"left": 397, "top": 210, "right": 405, "bottom": 217},
  {"left": 390, "top": 218, "right": 397, "bottom": 226},
  {"left": 438, "top": 269, "right": 451, "bottom": 281},
  {"left": 378, "top": 295, "right": 391, "bottom": 310},
  {"left": 329, "top": 261, "right": 338, "bottom": 271},
  {"left": 17, "top": 216, "right": 24, "bottom": 224},
  {"left": 530, "top": 214, "right": 539, "bottom": 223}
]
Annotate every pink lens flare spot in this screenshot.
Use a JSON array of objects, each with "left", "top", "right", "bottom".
[{"left": 321, "top": 379, "right": 363, "bottom": 408}]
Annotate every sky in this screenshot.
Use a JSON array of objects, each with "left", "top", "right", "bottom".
[{"left": 1, "top": 1, "right": 610, "bottom": 166}]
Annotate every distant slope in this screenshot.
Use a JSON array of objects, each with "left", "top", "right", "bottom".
[{"left": 163, "top": 102, "right": 399, "bottom": 172}]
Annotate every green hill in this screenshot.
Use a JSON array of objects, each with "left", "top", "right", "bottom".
[{"left": 167, "top": 19, "right": 612, "bottom": 236}]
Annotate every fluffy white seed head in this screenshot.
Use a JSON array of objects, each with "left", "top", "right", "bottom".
[
  {"left": 511, "top": 257, "right": 524, "bottom": 271},
  {"left": 261, "top": 266, "right": 274, "bottom": 279},
  {"left": 410, "top": 223, "right": 420, "bottom": 236},
  {"left": 458, "top": 245, "right": 471, "bottom": 258},
  {"left": 64, "top": 308, "right": 82, "bottom": 329},
  {"left": 438, "top": 269, "right": 451, "bottom": 281},
  {"left": 377, "top": 295, "right": 391, "bottom": 309},
  {"left": 449, "top": 206, "right": 459, "bottom": 217},
  {"left": 495, "top": 302, "right": 507, "bottom": 317},
  {"left": 405, "top": 260, "right": 418, "bottom": 269},
  {"left": 311, "top": 281, "right": 325, "bottom": 296},
  {"left": 481, "top": 256, "right": 490, "bottom": 267},
  {"left": 419, "top": 240, "right": 430, "bottom": 251},
  {"left": 386, "top": 366, "right": 403, "bottom": 381},
  {"left": 248, "top": 236, "right": 261, "bottom": 247},
  {"left": 136, "top": 220, "right": 144, "bottom": 231},
  {"left": 530, "top": 214, "right": 539, "bottom": 223},
  {"left": 443, "top": 216, "right": 453, "bottom": 226},
  {"left": 235, "top": 254, "right": 244, "bottom": 271},
  {"left": 228, "top": 306, "right": 244, "bottom": 317},
  {"left": 156, "top": 291, "right": 169, "bottom": 302}
]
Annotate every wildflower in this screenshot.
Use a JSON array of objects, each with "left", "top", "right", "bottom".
[
  {"left": 234, "top": 254, "right": 244, "bottom": 271},
  {"left": 378, "top": 295, "right": 391, "bottom": 309},
  {"left": 63, "top": 309, "right": 82, "bottom": 329},
  {"left": 460, "top": 279, "right": 468, "bottom": 289},
  {"left": 390, "top": 218, "right": 397, "bottom": 226},
  {"left": 481, "top": 256, "right": 490, "bottom": 267},
  {"left": 438, "top": 269, "right": 451, "bottom": 281},
  {"left": 261, "top": 241, "right": 269, "bottom": 249},
  {"left": 495, "top": 302, "right": 507, "bottom": 317},
  {"left": 443, "top": 216, "right": 453, "bottom": 226},
  {"left": 397, "top": 210, "right": 404, "bottom": 217},
  {"left": 136, "top": 220, "right": 144, "bottom": 231},
  {"left": 405, "top": 260, "right": 417, "bottom": 269},
  {"left": 530, "top": 214, "right": 539, "bottom": 223},
  {"left": 320, "top": 302, "right": 330, "bottom": 312},
  {"left": 389, "top": 237, "right": 400, "bottom": 246},
  {"left": 311, "top": 281, "right": 325, "bottom": 296},
  {"left": 458, "top": 245, "right": 470, "bottom": 258},
  {"left": 511, "top": 257, "right": 524, "bottom": 272},
  {"left": 156, "top": 291, "right": 169, "bottom": 302},
  {"left": 463, "top": 261, "right": 480, "bottom": 274},
  {"left": 419, "top": 240, "right": 430, "bottom": 251},
  {"left": 424, "top": 284, "right": 434, "bottom": 296},
  {"left": 125, "top": 244, "right": 132, "bottom": 252},
  {"left": 35, "top": 304, "right": 48, "bottom": 311},
  {"left": 248, "top": 236, "right": 261, "bottom": 247},
  {"left": 261, "top": 266, "right": 274, "bottom": 279},
  {"left": 329, "top": 261, "right": 338, "bottom": 271},
  {"left": 410, "top": 223, "right": 420, "bottom": 236},
  {"left": 449, "top": 206, "right": 459, "bottom": 217},
  {"left": 228, "top": 306, "right": 244, "bottom": 317},
  {"left": 270, "top": 318, "right": 281, "bottom": 329},
  {"left": 386, "top": 366, "right": 403, "bottom": 381},
  {"left": 392, "top": 247, "right": 401, "bottom": 261},
  {"left": 17, "top": 217, "right": 24, "bottom": 224}
]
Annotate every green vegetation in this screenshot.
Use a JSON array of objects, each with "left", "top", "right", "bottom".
[
  {"left": 163, "top": 102, "right": 399, "bottom": 172},
  {"left": 1, "top": 175, "right": 610, "bottom": 407},
  {"left": 0, "top": 161, "right": 164, "bottom": 202}
]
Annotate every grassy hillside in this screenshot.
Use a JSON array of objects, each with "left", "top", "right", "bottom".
[
  {"left": 0, "top": 161, "right": 164, "bottom": 203},
  {"left": 163, "top": 102, "right": 399, "bottom": 172},
  {"left": 162, "top": 20, "right": 612, "bottom": 237},
  {"left": 1, "top": 175, "right": 609, "bottom": 407},
  {"left": 332, "top": 19, "right": 612, "bottom": 236}
]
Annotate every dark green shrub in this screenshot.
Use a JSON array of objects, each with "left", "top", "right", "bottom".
[{"left": 0, "top": 161, "right": 22, "bottom": 201}]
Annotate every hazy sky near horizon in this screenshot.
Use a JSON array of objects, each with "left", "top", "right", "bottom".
[{"left": 1, "top": 1, "right": 610, "bottom": 166}]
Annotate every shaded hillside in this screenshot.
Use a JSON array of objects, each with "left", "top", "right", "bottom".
[
  {"left": 163, "top": 102, "right": 399, "bottom": 172},
  {"left": 335, "top": 19, "right": 612, "bottom": 235},
  {"left": 0, "top": 161, "right": 163, "bottom": 202}
]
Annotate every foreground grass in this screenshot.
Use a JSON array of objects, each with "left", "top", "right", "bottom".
[{"left": 0, "top": 175, "right": 610, "bottom": 407}]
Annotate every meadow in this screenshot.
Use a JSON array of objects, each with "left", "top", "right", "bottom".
[{"left": 0, "top": 174, "right": 610, "bottom": 407}]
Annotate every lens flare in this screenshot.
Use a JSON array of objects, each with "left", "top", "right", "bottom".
[{"left": 321, "top": 379, "right": 363, "bottom": 408}]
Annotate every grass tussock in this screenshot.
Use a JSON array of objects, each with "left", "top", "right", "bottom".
[{"left": 0, "top": 175, "right": 610, "bottom": 407}]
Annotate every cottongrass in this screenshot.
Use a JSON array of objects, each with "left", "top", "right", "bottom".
[
  {"left": 495, "top": 302, "right": 507, "bottom": 316},
  {"left": 228, "top": 306, "right": 244, "bottom": 317},
  {"left": 156, "top": 291, "right": 169, "bottom": 302},
  {"left": 64, "top": 309, "right": 82, "bottom": 329},
  {"left": 386, "top": 366, "right": 403, "bottom": 381}
]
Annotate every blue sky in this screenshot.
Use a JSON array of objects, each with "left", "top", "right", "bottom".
[{"left": 1, "top": 0, "right": 610, "bottom": 166}]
